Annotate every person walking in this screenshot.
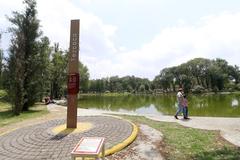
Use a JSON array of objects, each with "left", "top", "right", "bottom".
[
  {"left": 174, "top": 88, "right": 184, "bottom": 119},
  {"left": 182, "top": 94, "right": 189, "bottom": 119}
]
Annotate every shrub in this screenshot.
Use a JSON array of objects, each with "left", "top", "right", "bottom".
[{"left": 192, "top": 85, "right": 205, "bottom": 94}]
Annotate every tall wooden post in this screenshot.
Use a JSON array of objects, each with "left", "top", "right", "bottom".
[{"left": 67, "top": 20, "right": 80, "bottom": 128}]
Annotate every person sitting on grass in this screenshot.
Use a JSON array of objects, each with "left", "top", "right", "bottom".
[{"left": 44, "top": 96, "right": 55, "bottom": 105}]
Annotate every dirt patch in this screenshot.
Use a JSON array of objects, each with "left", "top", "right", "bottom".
[{"left": 106, "top": 124, "right": 164, "bottom": 160}]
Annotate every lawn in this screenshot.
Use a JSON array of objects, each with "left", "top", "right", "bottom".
[
  {"left": 0, "top": 90, "right": 48, "bottom": 127},
  {"left": 122, "top": 115, "right": 240, "bottom": 160}
]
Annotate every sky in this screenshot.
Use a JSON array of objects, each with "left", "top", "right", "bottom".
[{"left": 1, "top": 0, "right": 240, "bottom": 80}]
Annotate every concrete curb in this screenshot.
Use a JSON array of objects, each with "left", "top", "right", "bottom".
[{"left": 103, "top": 119, "right": 138, "bottom": 156}]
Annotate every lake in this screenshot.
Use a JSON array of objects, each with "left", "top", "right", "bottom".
[{"left": 78, "top": 93, "right": 240, "bottom": 117}]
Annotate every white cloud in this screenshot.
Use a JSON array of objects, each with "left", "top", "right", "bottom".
[
  {"left": 37, "top": 8, "right": 240, "bottom": 79},
  {"left": 0, "top": 0, "right": 119, "bottom": 77},
  {"left": 104, "top": 11, "right": 240, "bottom": 80},
  {"left": 1, "top": 1, "right": 240, "bottom": 80},
  {"left": 37, "top": 0, "right": 118, "bottom": 54}
]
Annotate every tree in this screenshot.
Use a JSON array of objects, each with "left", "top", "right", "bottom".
[
  {"left": 0, "top": 34, "right": 3, "bottom": 88},
  {"left": 49, "top": 45, "right": 67, "bottom": 99},
  {"left": 79, "top": 61, "right": 89, "bottom": 93},
  {"left": 228, "top": 65, "right": 240, "bottom": 84},
  {"left": 154, "top": 57, "right": 238, "bottom": 93},
  {"left": 36, "top": 36, "right": 51, "bottom": 100},
  {"left": 7, "top": 0, "right": 42, "bottom": 114},
  {"left": 181, "top": 74, "right": 192, "bottom": 93},
  {"left": 138, "top": 84, "right": 145, "bottom": 93}
]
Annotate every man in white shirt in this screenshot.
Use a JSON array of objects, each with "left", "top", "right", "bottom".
[{"left": 174, "top": 88, "right": 183, "bottom": 119}]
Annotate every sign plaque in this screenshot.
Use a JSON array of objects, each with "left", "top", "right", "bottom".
[
  {"left": 71, "top": 137, "right": 105, "bottom": 160},
  {"left": 72, "top": 137, "right": 105, "bottom": 154}
]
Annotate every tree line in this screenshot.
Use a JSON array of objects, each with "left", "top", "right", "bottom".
[
  {"left": 87, "top": 76, "right": 152, "bottom": 93},
  {"left": 0, "top": 0, "right": 89, "bottom": 115},
  {"left": 153, "top": 58, "right": 240, "bottom": 93},
  {"left": 86, "top": 58, "right": 240, "bottom": 94},
  {"left": 1, "top": 0, "right": 240, "bottom": 115}
]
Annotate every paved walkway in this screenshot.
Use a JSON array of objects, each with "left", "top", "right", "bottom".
[
  {"left": 0, "top": 116, "right": 134, "bottom": 160},
  {"left": 50, "top": 103, "right": 240, "bottom": 147}
]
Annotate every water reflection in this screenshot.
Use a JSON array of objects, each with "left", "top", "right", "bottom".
[
  {"left": 232, "top": 99, "right": 239, "bottom": 107},
  {"left": 78, "top": 94, "right": 240, "bottom": 117},
  {"left": 135, "top": 104, "right": 163, "bottom": 115}
]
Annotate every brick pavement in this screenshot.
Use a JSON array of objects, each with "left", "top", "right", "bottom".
[{"left": 0, "top": 116, "right": 133, "bottom": 160}]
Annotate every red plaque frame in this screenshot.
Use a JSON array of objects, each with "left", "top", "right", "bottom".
[{"left": 68, "top": 73, "right": 79, "bottom": 95}]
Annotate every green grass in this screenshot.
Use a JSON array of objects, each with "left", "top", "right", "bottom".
[
  {"left": 0, "top": 90, "right": 7, "bottom": 98},
  {"left": 0, "top": 101, "right": 49, "bottom": 127},
  {"left": 121, "top": 115, "right": 240, "bottom": 160},
  {"left": 0, "top": 90, "right": 49, "bottom": 127}
]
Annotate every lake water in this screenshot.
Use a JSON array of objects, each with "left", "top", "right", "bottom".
[{"left": 78, "top": 93, "right": 240, "bottom": 117}]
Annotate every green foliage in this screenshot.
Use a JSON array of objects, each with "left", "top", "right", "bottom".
[
  {"left": 36, "top": 37, "right": 51, "bottom": 100},
  {"left": 138, "top": 84, "right": 145, "bottom": 92},
  {"left": 88, "top": 76, "right": 151, "bottom": 93},
  {"left": 236, "top": 84, "right": 240, "bottom": 91},
  {"left": 0, "top": 90, "right": 6, "bottom": 96},
  {"left": 47, "top": 44, "right": 90, "bottom": 98},
  {"left": 192, "top": 85, "right": 205, "bottom": 94},
  {"left": 0, "top": 46, "right": 3, "bottom": 89},
  {"left": 49, "top": 45, "right": 67, "bottom": 99},
  {"left": 79, "top": 62, "right": 90, "bottom": 93},
  {"left": 154, "top": 58, "right": 240, "bottom": 93},
  {"left": 0, "top": 1, "right": 88, "bottom": 114},
  {"left": 4, "top": 0, "right": 61, "bottom": 114},
  {"left": 6, "top": 0, "right": 42, "bottom": 114}
]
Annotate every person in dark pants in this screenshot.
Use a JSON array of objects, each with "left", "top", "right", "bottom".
[
  {"left": 182, "top": 95, "right": 189, "bottom": 119},
  {"left": 174, "top": 88, "right": 184, "bottom": 119}
]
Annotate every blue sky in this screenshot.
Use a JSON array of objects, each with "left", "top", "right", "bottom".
[
  {"left": 1, "top": 0, "right": 240, "bottom": 80},
  {"left": 74, "top": 0, "right": 240, "bottom": 49}
]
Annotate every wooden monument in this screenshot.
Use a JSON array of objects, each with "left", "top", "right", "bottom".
[{"left": 67, "top": 20, "right": 80, "bottom": 128}]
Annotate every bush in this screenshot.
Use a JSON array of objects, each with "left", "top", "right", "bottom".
[
  {"left": 235, "top": 84, "right": 240, "bottom": 91},
  {"left": 0, "top": 90, "right": 8, "bottom": 101},
  {"left": 225, "top": 83, "right": 240, "bottom": 91},
  {"left": 212, "top": 86, "right": 219, "bottom": 93},
  {"left": 225, "top": 83, "right": 235, "bottom": 92},
  {"left": 0, "top": 90, "right": 7, "bottom": 97},
  {"left": 192, "top": 85, "right": 205, "bottom": 94}
]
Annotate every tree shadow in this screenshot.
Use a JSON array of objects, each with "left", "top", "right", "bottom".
[
  {"left": 193, "top": 147, "right": 240, "bottom": 160},
  {"left": 0, "top": 109, "right": 42, "bottom": 118},
  {"left": 0, "top": 110, "right": 14, "bottom": 119}
]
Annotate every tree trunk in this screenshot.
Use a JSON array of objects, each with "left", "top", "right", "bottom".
[{"left": 14, "top": 82, "right": 23, "bottom": 115}]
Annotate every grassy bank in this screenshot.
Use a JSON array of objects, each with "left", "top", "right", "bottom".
[
  {"left": 122, "top": 115, "right": 240, "bottom": 160},
  {"left": 0, "top": 89, "right": 49, "bottom": 127},
  {"left": 0, "top": 101, "right": 48, "bottom": 127}
]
